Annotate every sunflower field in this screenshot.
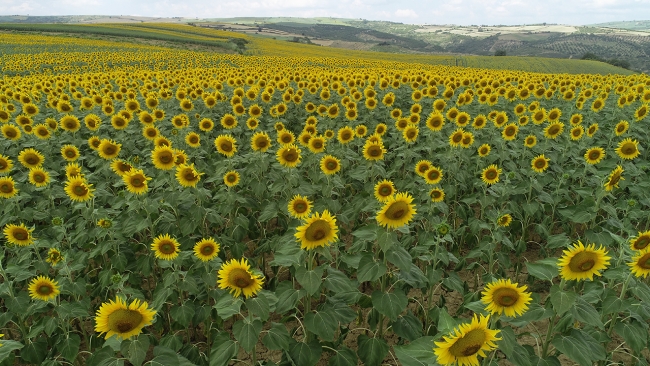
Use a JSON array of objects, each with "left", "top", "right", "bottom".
[{"left": 1, "top": 25, "right": 650, "bottom": 366}]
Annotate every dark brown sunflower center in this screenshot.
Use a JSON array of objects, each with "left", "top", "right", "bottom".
[
  {"left": 609, "top": 173, "right": 622, "bottom": 186},
  {"left": 227, "top": 174, "right": 237, "bottom": 183},
  {"left": 485, "top": 170, "right": 497, "bottom": 180},
  {"left": 621, "top": 143, "right": 636, "bottom": 155},
  {"left": 131, "top": 177, "right": 144, "bottom": 187},
  {"left": 14, "top": 229, "right": 27, "bottom": 240},
  {"left": 588, "top": 127, "right": 596, "bottom": 134},
  {"left": 159, "top": 152, "right": 173, "bottom": 163},
  {"left": 379, "top": 186, "right": 392, "bottom": 196},
  {"left": 569, "top": 251, "right": 597, "bottom": 272},
  {"left": 184, "top": 171, "right": 197, "bottom": 181},
  {"left": 305, "top": 220, "right": 330, "bottom": 241},
  {"left": 342, "top": 132, "right": 351, "bottom": 140},
  {"left": 480, "top": 148, "right": 488, "bottom": 154},
  {"left": 313, "top": 141, "right": 323, "bottom": 149},
  {"left": 548, "top": 127, "right": 560, "bottom": 135},
  {"left": 493, "top": 287, "right": 519, "bottom": 306},
  {"left": 201, "top": 244, "right": 214, "bottom": 255},
  {"left": 159, "top": 242, "right": 176, "bottom": 254},
  {"left": 639, "top": 254, "right": 650, "bottom": 269},
  {"left": 449, "top": 329, "right": 486, "bottom": 357},
  {"left": 326, "top": 161, "right": 337, "bottom": 170},
  {"left": 633, "top": 237, "right": 650, "bottom": 250},
  {"left": 505, "top": 127, "right": 516, "bottom": 136},
  {"left": 74, "top": 185, "right": 88, "bottom": 196},
  {"left": 452, "top": 134, "right": 463, "bottom": 143},
  {"left": 617, "top": 125, "right": 625, "bottom": 132},
  {"left": 65, "top": 150, "right": 76, "bottom": 158},
  {"left": 385, "top": 201, "right": 409, "bottom": 220},
  {"left": 39, "top": 285, "right": 54, "bottom": 295},
  {"left": 104, "top": 146, "right": 116, "bottom": 155},
  {"left": 428, "top": 170, "right": 440, "bottom": 180},
  {"left": 589, "top": 151, "right": 601, "bottom": 160},
  {"left": 38, "top": 129, "right": 48, "bottom": 136},
  {"left": 26, "top": 156, "right": 38, "bottom": 165},
  {"left": 33, "top": 173, "right": 45, "bottom": 182},
  {"left": 229, "top": 268, "right": 253, "bottom": 288},
  {"left": 108, "top": 309, "right": 143, "bottom": 334},
  {"left": 220, "top": 142, "right": 233, "bottom": 152},
  {"left": 294, "top": 202, "right": 307, "bottom": 213},
  {"left": 407, "top": 131, "right": 416, "bottom": 138},
  {"left": 535, "top": 160, "right": 546, "bottom": 169},
  {"left": 283, "top": 150, "right": 298, "bottom": 162},
  {"left": 368, "top": 146, "right": 382, "bottom": 157},
  {"left": 282, "top": 136, "right": 292, "bottom": 143}
]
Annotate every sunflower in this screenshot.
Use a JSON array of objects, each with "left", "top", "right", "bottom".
[
  {"left": 176, "top": 164, "right": 202, "bottom": 188},
  {"left": 28, "top": 276, "right": 60, "bottom": 301},
  {"left": 477, "top": 144, "right": 491, "bottom": 157},
  {"left": 472, "top": 115, "right": 487, "bottom": 129},
  {"left": 362, "top": 141, "right": 386, "bottom": 161},
  {"left": 3, "top": 223, "right": 34, "bottom": 246},
  {"left": 288, "top": 195, "right": 312, "bottom": 219},
  {"left": 355, "top": 125, "right": 368, "bottom": 138},
  {"left": 0, "top": 155, "right": 12, "bottom": 174},
  {"left": 111, "top": 115, "right": 129, "bottom": 130},
  {"left": 376, "top": 192, "right": 416, "bottom": 229},
  {"left": 214, "top": 135, "right": 237, "bottom": 158},
  {"left": 122, "top": 169, "right": 151, "bottom": 194},
  {"left": 584, "top": 147, "right": 605, "bottom": 165},
  {"left": 184, "top": 132, "right": 200, "bottom": 148},
  {"left": 46, "top": 248, "right": 64, "bottom": 266},
  {"left": 501, "top": 124, "right": 518, "bottom": 141},
  {"left": 558, "top": 241, "right": 611, "bottom": 281},
  {"left": 434, "top": 314, "right": 500, "bottom": 366},
  {"left": 193, "top": 238, "right": 220, "bottom": 262},
  {"left": 455, "top": 112, "right": 470, "bottom": 127},
  {"left": 65, "top": 163, "right": 83, "bottom": 179},
  {"left": 221, "top": 114, "right": 238, "bottom": 129},
  {"left": 308, "top": 136, "right": 326, "bottom": 154},
  {"left": 604, "top": 165, "right": 624, "bottom": 192},
  {"left": 218, "top": 258, "right": 265, "bottom": 298},
  {"left": 635, "top": 104, "right": 648, "bottom": 121},
  {"left": 615, "top": 138, "right": 640, "bottom": 160},
  {"left": 295, "top": 210, "right": 339, "bottom": 250},
  {"left": 481, "top": 279, "right": 532, "bottom": 317},
  {"left": 98, "top": 139, "right": 121, "bottom": 160},
  {"left": 251, "top": 132, "right": 272, "bottom": 152},
  {"left": 629, "top": 230, "right": 650, "bottom": 251},
  {"left": 523, "top": 135, "right": 537, "bottom": 149},
  {"left": 33, "top": 124, "right": 50, "bottom": 139},
  {"left": 614, "top": 120, "right": 629, "bottom": 136},
  {"left": 59, "top": 115, "right": 81, "bottom": 132},
  {"left": 151, "top": 234, "right": 180, "bottom": 260},
  {"left": 586, "top": 123, "right": 599, "bottom": 137},
  {"left": 531, "top": 155, "right": 550, "bottom": 173},
  {"left": 415, "top": 160, "right": 433, "bottom": 177},
  {"left": 426, "top": 113, "right": 445, "bottom": 131},
  {"left": 429, "top": 187, "right": 445, "bottom": 202},
  {"left": 223, "top": 170, "right": 240, "bottom": 187},
  {"left": 276, "top": 144, "right": 301, "bottom": 168},
  {"left": 591, "top": 98, "right": 605, "bottom": 113},
  {"left": 371, "top": 179, "right": 395, "bottom": 202},
  {"left": 1, "top": 124, "right": 21, "bottom": 140},
  {"left": 95, "top": 296, "right": 157, "bottom": 340},
  {"left": 60, "top": 145, "right": 80, "bottom": 162},
  {"left": 29, "top": 167, "right": 50, "bottom": 187},
  {"left": 199, "top": 118, "right": 214, "bottom": 132},
  {"left": 531, "top": 109, "right": 546, "bottom": 125},
  {"left": 64, "top": 177, "right": 94, "bottom": 202},
  {"left": 18, "top": 148, "right": 44, "bottom": 168},
  {"left": 424, "top": 166, "right": 443, "bottom": 185},
  {"left": 544, "top": 122, "right": 564, "bottom": 139},
  {"left": 481, "top": 165, "right": 501, "bottom": 185},
  {"left": 626, "top": 247, "right": 650, "bottom": 279},
  {"left": 320, "top": 155, "right": 341, "bottom": 175}
]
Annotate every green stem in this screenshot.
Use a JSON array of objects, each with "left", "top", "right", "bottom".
[
  {"left": 540, "top": 314, "right": 557, "bottom": 358},
  {"left": 607, "top": 272, "right": 633, "bottom": 336}
]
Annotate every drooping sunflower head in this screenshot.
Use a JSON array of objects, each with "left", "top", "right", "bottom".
[
  {"left": 434, "top": 314, "right": 500, "bottom": 366},
  {"left": 376, "top": 192, "right": 417, "bottom": 229},
  {"left": 95, "top": 296, "right": 157, "bottom": 340},
  {"left": 193, "top": 238, "right": 220, "bottom": 262},
  {"left": 604, "top": 165, "right": 624, "bottom": 192},
  {"left": 629, "top": 230, "right": 650, "bottom": 251},
  {"left": 295, "top": 210, "right": 339, "bottom": 250},
  {"left": 3, "top": 222, "right": 34, "bottom": 246},
  {"left": 531, "top": 154, "right": 550, "bottom": 173},
  {"left": 218, "top": 258, "right": 265, "bottom": 298},
  {"left": 481, "top": 164, "right": 501, "bottom": 185},
  {"left": 481, "top": 279, "right": 532, "bottom": 317},
  {"left": 615, "top": 138, "right": 640, "bottom": 160},
  {"left": 558, "top": 241, "right": 611, "bottom": 281},
  {"left": 151, "top": 233, "right": 180, "bottom": 261},
  {"left": 28, "top": 275, "right": 60, "bottom": 301}
]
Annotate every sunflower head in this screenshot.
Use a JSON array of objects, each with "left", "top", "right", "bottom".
[
  {"left": 531, "top": 154, "right": 550, "bottom": 173},
  {"left": 376, "top": 192, "right": 417, "bottom": 229},
  {"left": 615, "top": 138, "right": 640, "bottom": 160},
  {"left": 497, "top": 214, "right": 512, "bottom": 227},
  {"left": 218, "top": 258, "right": 265, "bottom": 298},
  {"left": 374, "top": 180, "right": 396, "bottom": 202},
  {"left": 3, "top": 223, "right": 34, "bottom": 246},
  {"left": 288, "top": 195, "right": 312, "bottom": 219},
  {"left": 151, "top": 234, "right": 180, "bottom": 261},
  {"left": 415, "top": 160, "right": 433, "bottom": 177},
  {"left": 630, "top": 231, "right": 650, "bottom": 251},
  {"left": 295, "top": 210, "right": 339, "bottom": 250},
  {"left": 629, "top": 248, "right": 650, "bottom": 278},
  {"left": 64, "top": 177, "right": 94, "bottom": 202},
  {"left": 223, "top": 170, "right": 240, "bottom": 187},
  {"left": 193, "top": 238, "right": 220, "bottom": 262},
  {"left": 481, "top": 165, "right": 501, "bottom": 185},
  {"left": 95, "top": 296, "right": 157, "bottom": 340},
  {"left": 277, "top": 144, "right": 302, "bottom": 168},
  {"left": 584, "top": 147, "right": 605, "bottom": 165},
  {"left": 481, "top": 279, "right": 532, "bottom": 317},
  {"left": 429, "top": 187, "right": 445, "bottom": 202},
  {"left": 434, "top": 314, "right": 501, "bottom": 366},
  {"left": 320, "top": 155, "right": 341, "bottom": 175},
  {"left": 558, "top": 241, "right": 611, "bottom": 281},
  {"left": 28, "top": 275, "right": 60, "bottom": 301},
  {"left": 604, "top": 165, "right": 624, "bottom": 192}
]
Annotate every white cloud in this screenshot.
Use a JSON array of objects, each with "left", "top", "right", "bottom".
[{"left": 395, "top": 9, "right": 418, "bottom": 18}]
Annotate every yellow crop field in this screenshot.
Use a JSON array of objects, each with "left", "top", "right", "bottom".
[{"left": 0, "top": 25, "right": 649, "bottom": 366}]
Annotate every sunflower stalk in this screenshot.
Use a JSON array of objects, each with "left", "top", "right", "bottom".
[{"left": 607, "top": 271, "right": 633, "bottom": 337}]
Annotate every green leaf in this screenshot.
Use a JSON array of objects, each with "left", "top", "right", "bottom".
[
  {"left": 352, "top": 224, "right": 378, "bottom": 242},
  {"left": 0, "top": 340, "right": 23, "bottom": 363},
  {"left": 262, "top": 323, "right": 290, "bottom": 351},
  {"left": 441, "top": 272, "right": 464, "bottom": 293},
  {"left": 295, "top": 266, "right": 324, "bottom": 296},
  {"left": 550, "top": 285, "right": 577, "bottom": 316},
  {"left": 305, "top": 310, "right": 338, "bottom": 341},
  {"left": 258, "top": 201, "right": 278, "bottom": 222},
  {"left": 149, "top": 346, "right": 183, "bottom": 366},
  {"left": 614, "top": 320, "right": 648, "bottom": 354},
  {"left": 357, "top": 253, "right": 387, "bottom": 283},
  {"left": 497, "top": 326, "right": 532, "bottom": 366},
  {"left": 551, "top": 329, "right": 605, "bottom": 366},
  {"left": 20, "top": 337, "right": 47, "bottom": 364},
  {"left": 377, "top": 229, "right": 397, "bottom": 252},
  {"left": 526, "top": 259, "right": 559, "bottom": 281},
  {"left": 327, "top": 347, "right": 358, "bottom": 366},
  {"left": 214, "top": 294, "right": 243, "bottom": 320},
  {"left": 57, "top": 298, "right": 91, "bottom": 318},
  {"left": 85, "top": 346, "right": 120, "bottom": 366},
  {"left": 393, "top": 336, "right": 438, "bottom": 366},
  {"left": 324, "top": 266, "right": 357, "bottom": 293},
  {"left": 246, "top": 294, "right": 270, "bottom": 321},
  {"left": 570, "top": 297, "right": 604, "bottom": 329},
  {"left": 57, "top": 334, "right": 81, "bottom": 363},
  {"left": 170, "top": 303, "right": 195, "bottom": 327},
  {"left": 372, "top": 289, "right": 408, "bottom": 321},
  {"left": 357, "top": 335, "right": 389, "bottom": 366},
  {"left": 386, "top": 245, "right": 413, "bottom": 271},
  {"left": 601, "top": 292, "right": 622, "bottom": 315},
  {"left": 121, "top": 335, "right": 149, "bottom": 366},
  {"left": 232, "top": 318, "right": 262, "bottom": 353},
  {"left": 209, "top": 340, "right": 238, "bottom": 366},
  {"left": 392, "top": 312, "right": 423, "bottom": 341},
  {"left": 502, "top": 303, "right": 553, "bottom": 327},
  {"left": 275, "top": 288, "right": 302, "bottom": 314},
  {"left": 288, "top": 339, "right": 321, "bottom": 366},
  {"left": 436, "top": 307, "right": 457, "bottom": 335},
  {"left": 545, "top": 233, "right": 570, "bottom": 249}
]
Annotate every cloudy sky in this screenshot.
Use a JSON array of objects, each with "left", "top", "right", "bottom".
[{"left": 1, "top": 0, "right": 649, "bottom": 25}]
